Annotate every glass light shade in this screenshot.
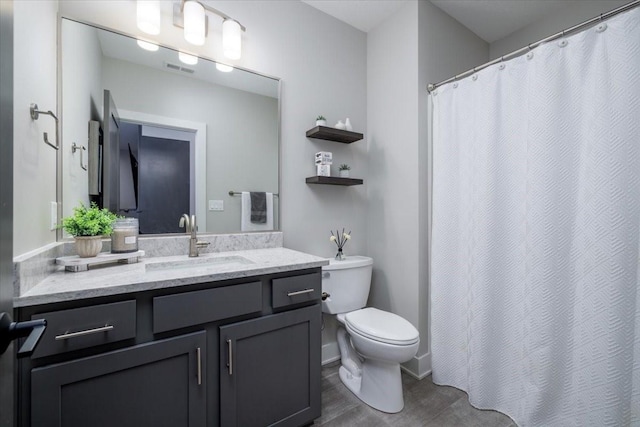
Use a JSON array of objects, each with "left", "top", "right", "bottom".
[
  {"left": 136, "top": 0, "right": 161, "bottom": 35},
  {"left": 137, "top": 40, "right": 159, "bottom": 52},
  {"left": 216, "top": 63, "right": 233, "bottom": 73},
  {"left": 222, "top": 19, "right": 242, "bottom": 60},
  {"left": 184, "top": 1, "right": 205, "bottom": 46},
  {"left": 178, "top": 52, "right": 198, "bottom": 65}
]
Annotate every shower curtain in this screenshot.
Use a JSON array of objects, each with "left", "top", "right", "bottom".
[{"left": 430, "top": 7, "right": 640, "bottom": 426}]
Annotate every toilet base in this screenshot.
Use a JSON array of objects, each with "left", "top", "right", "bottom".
[{"left": 339, "top": 359, "right": 405, "bottom": 413}]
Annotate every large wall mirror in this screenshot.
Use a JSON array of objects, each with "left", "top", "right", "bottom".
[{"left": 60, "top": 18, "right": 280, "bottom": 237}]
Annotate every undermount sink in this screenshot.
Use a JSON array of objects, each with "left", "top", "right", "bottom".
[{"left": 145, "top": 254, "right": 254, "bottom": 272}]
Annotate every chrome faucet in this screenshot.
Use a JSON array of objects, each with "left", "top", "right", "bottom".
[{"left": 179, "top": 214, "right": 210, "bottom": 257}]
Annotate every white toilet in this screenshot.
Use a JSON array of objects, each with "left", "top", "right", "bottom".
[{"left": 322, "top": 256, "right": 419, "bottom": 413}]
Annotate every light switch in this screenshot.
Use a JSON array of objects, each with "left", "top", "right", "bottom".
[{"left": 209, "top": 200, "right": 224, "bottom": 211}]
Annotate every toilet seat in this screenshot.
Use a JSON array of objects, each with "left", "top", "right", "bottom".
[{"left": 345, "top": 308, "right": 419, "bottom": 346}]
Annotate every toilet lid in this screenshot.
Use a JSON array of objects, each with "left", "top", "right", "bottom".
[{"left": 345, "top": 308, "right": 419, "bottom": 346}]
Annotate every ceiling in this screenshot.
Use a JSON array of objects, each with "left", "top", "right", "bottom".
[{"left": 301, "top": 0, "right": 599, "bottom": 43}]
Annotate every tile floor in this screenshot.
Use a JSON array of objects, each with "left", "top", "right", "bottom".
[{"left": 315, "top": 362, "right": 516, "bottom": 427}]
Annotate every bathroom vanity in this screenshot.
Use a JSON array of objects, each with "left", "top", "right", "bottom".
[{"left": 14, "top": 247, "right": 326, "bottom": 427}]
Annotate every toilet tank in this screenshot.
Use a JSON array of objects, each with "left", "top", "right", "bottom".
[{"left": 321, "top": 256, "right": 373, "bottom": 314}]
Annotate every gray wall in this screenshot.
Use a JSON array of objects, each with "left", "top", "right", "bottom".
[
  {"left": 490, "top": 0, "right": 629, "bottom": 59},
  {"left": 61, "top": 19, "right": 103, "bottom": 221},
  {"left": 366, "top": 0, "right": 488, "bottom": 378},
  {"left": 13, "top": 0, "right": 58, "bottom": 256}
]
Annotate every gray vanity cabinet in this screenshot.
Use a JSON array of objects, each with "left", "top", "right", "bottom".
[
  {"left": 31, "top": 331, "right": 206, "bottom": 427},
  {"left": 17, "top": 268, "right": 321, "bottom": 427},
  {"left": 219, "top": 305, "right": 321, "bottom": 427}
]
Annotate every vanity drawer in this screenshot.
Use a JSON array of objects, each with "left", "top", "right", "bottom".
[
  {"left": 30, "top": 301, "right": 136, "bottom": 359},
  {"left": 272, "top": 272, "right": 321, "bottom": 309},
  {"left": 153, "top": 281, "right": 263, "bottom": 333}
]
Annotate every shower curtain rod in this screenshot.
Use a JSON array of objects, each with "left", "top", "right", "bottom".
[{"left": 426, "top": 0, "right": 640, "bottom": 93}]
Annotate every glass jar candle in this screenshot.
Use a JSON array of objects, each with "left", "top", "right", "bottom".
[{"left": 111, "top": 218, "right": 139, "bottom": 253}]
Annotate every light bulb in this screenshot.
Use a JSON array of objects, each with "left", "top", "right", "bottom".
[
  {"left": 179, "top": 52, "right": 198, "bottom": 65},
  {"left": 136, "top": 0, "right": 161, "bottom": 35},
  {"left": 222, "top": 19, "right": 242, "bottom": 60},
  {"left": 137, "top": 40, "right": 159, "bottom": 52},
  {"left": 216, "top": 63, "right": 233, "bottom": 72},
  {"left": 184, "top": 1, "right": 205, "bottom": 46}
]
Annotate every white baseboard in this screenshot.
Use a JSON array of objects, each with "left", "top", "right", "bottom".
[
  {"left": 401, "top": 351, "right": 432, "bottom": 379},
  {"left": 322, "top": 342, "right": 341, "bottom": 365}
]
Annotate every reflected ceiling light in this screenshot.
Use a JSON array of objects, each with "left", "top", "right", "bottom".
[
  {"left": 216, "top": 63, "right": 233, "bottom": 73},
  {"left": 172, "top": 0, "right": 246, "bottom": 60},
  {"left": 183, "top": 0, "right": 205, "bottom": 46},
  {"left": 137, "top": 40, "right": 159, "bottom": 51},
  {"left": 222, "top": 19, "right": 242, "bottom": 60},
  {"left": 137, "top": 0, "right": 161, "bottom": 35},
  {"left": 179, "top": 52, "right": 199, "bottom": 65}
]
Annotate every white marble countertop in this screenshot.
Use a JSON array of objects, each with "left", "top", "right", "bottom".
[{"left": 15, "top": 248, "right": 329, "bottom": 307}]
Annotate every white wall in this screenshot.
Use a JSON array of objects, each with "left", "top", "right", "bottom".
[
  {"left": 13, "top": 0, "right": 58, "bottom": 257},
  {"left": 490, "top": 0, "right": 629, "bottom": 59},
  {"left": 58, "top": 0, "right": 368, "bottom": 259},
  {"left": 61, "top": 20, "right": 103, "bottom": 221},
  {"left": 101, "top": 56, "right": 278, "bottom": 233},
  {"left": 366, "top": 0, "right": 488, "bottom": 378}
]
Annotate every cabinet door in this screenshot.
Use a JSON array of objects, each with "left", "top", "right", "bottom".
[
  {"left": 220, "top": 305, "right": 321, "bottom": 427},
  {"left": 31, "top": 331, "right": 206, "bottom": 427}
]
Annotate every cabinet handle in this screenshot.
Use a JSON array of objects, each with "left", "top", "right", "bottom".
[
  {"left": 55, "top": 324, "right": 114, "bottom": 340},
  {"left": 196, "top": 347, "right": 202, "bottom": 385},
  {"left": 227, "top": 339, "right": 233, "bottom": 375},
  {"left": 287, "top": 288, "right": 315, "bottom": 297}
]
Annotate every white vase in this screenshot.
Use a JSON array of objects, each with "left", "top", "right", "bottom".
[
  {"left": 339, "top": 170, "right": 350, "bottom": 178},
  {"left": 316, "top": 120, "right": 327, "bottom": 127},
  {"left": 75, "top": 235, "right": 103, "bottom": 258},
  {"left": 345, "top": 118, "right": 353, "bottom": 131}
]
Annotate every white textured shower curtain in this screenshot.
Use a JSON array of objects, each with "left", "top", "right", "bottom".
[{"left": 431, "top": 7, "right": 640, "bottom": 426}]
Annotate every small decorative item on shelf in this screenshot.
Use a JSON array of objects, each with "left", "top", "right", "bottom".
[
  {"left": 330, "top": 228, "right": 351, "bottom": 261},
  {"left": 316, "top": 115, "right": 327, "bottom": 126},
  {"left": 61, "top": 202, "right": 118, "bottom": 258},
  {"left": 335, "top": 120, "right": 346, "bottom": 130},
  {"left": 339, "top": 164, "right": 351, "bottom": 178},
  {"left": 345, "top": 118, "right": 353, "bottom": 131}
]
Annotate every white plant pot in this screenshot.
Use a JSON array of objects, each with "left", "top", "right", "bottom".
[
  {"left": 339, "top": 170, "right": 350, "bottom": 178},
  {"left": 316, "top": 120, "right": 327, "bottom": 127},
  {"left": 75, "top": 235, "right": 103, "bottom": 258}
]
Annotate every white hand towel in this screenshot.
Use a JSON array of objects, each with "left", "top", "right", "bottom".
[{"left": 241, "top": 192, "right": 274, "bottom": 231}]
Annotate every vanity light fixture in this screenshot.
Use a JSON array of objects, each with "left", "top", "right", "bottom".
[
  {"left": 136, "top": 0, "right": 161, "bottom": 35},
  {"left": 137, "top": 40, "right": 160, "bottom": 52},
  {"left": 172, "top": 0, "right": 246, "bottom": 60},
  {"left": 215, "top": 63, "right": 233, "bottom": 73},
  {"left": 183, "top": 0, "right": 206, "bottom": 46},
  {"left": 179, "top": 52, "right": 199, "bottom": 65}
]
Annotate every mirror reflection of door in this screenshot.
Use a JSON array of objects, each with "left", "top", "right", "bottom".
[{"left": 119, "top": 121, "right": 193, "bottom": 234}]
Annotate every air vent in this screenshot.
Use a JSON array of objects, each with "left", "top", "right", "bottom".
[{"left": 164, "top": 62, "right": 195, "bottom": 74}]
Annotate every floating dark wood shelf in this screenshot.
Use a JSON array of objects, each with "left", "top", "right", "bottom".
[
  {"left": 306, "top": 176, "right": 364, "bottom": 186},
  {"left": 306, "top": 126, "right": 363, "bottom": 144}
]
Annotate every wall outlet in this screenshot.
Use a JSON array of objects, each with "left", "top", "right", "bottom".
[
  {"left": 50, "top": 201, "right": 58, "bottom": 230},
  {"left": 209, "top": 200, "right": 224, "bottom": 211}
]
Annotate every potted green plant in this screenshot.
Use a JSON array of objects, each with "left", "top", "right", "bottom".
[
  {"left": 316, "top": 115, "right": 327, "bottom": 127},
  {"left": 339, "top": 163, "right": 351, "bottom": 178},
  {"left": 61, "top": 202, "right": 118, "bottom": 257}
]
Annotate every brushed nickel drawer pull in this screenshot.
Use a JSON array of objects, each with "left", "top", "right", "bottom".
[
  {"left": 227, "top": 339, "right": 233, "bottom": 375},
  {"left": 196, "top": 347, "right": 202, "bottom": 385},
  {"left": 55, "top": 324, "right": 114, "bottom": 340},
  {"left": 287, "top": 288, "right": 315, "bottom": 297}
]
